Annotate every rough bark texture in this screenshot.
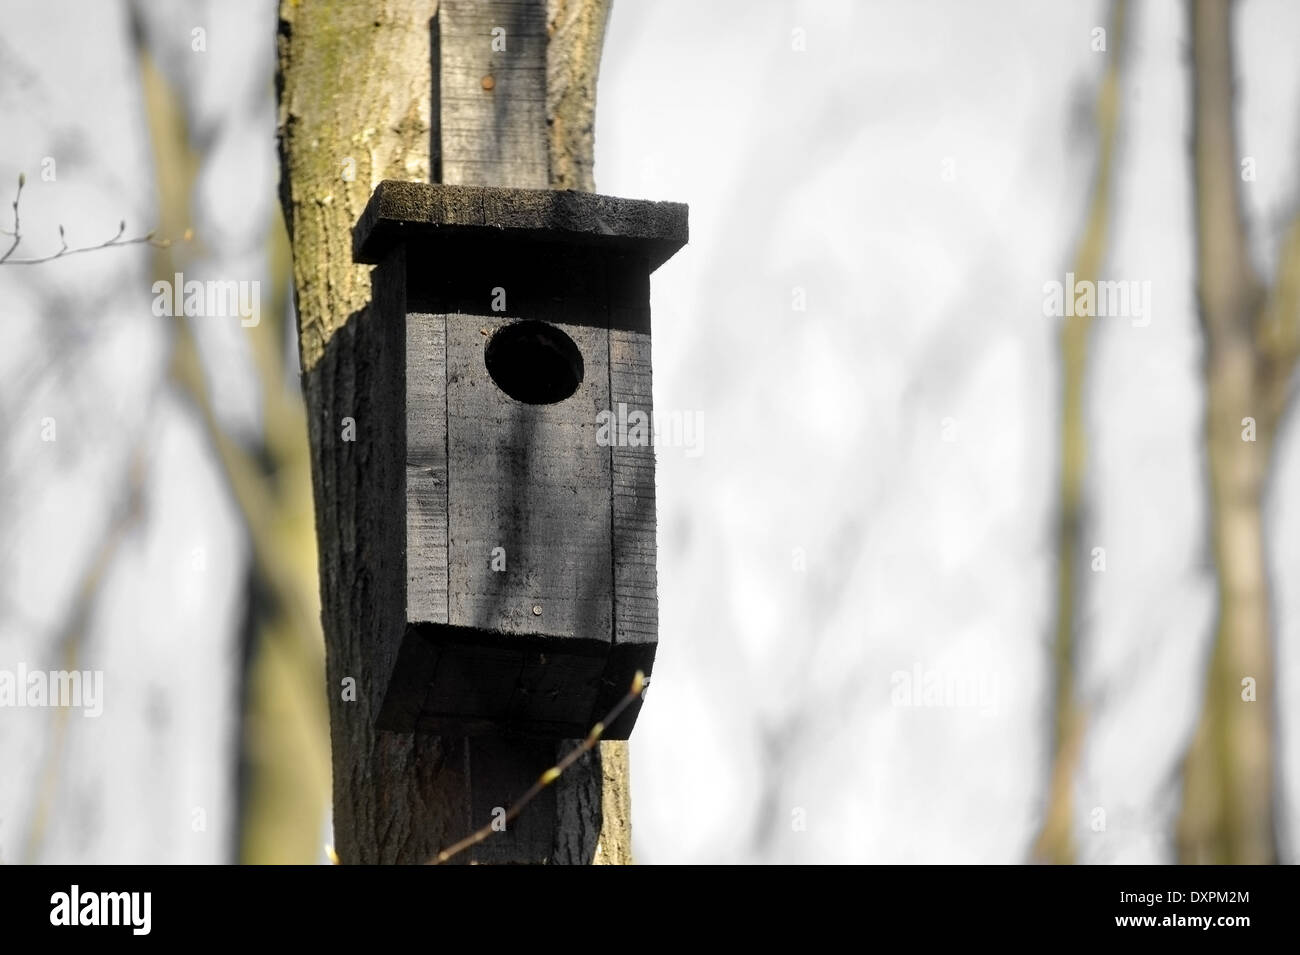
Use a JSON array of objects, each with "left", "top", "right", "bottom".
[
  {"left": 1177, "top": 0, "right": 1300, "bottom": 864},
  {"left": 546, "top": 0, "right": 611, "bottom": 191},
  {"left": 277, "top": 0, "right": 631, "bottom": 863}
]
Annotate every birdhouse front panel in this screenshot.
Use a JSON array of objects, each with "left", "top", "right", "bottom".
[
  {"left": 353, "top": 181, "right": 687, "bottom": 740},
  {"left": 445, "top": 314, "right": 613, "bottom": 641}
]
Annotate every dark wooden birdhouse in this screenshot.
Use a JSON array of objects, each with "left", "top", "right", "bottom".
[{"left": 352, "top": 181, "right": 687, "bottom": 740}]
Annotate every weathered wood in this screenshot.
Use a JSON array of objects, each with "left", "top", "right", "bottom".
[
  {"left": 354, "top": 180, "right": 689, "bottom": 269},
  {"left": 405, "top": 312, "right": 449, "bottom": 629},
  {"left": 437, "top": 0, "right": 549, "bottom": 188},
  {"left": 606, "top": 326, "right": 656, "bottom": 736},
  {"left": 398, "top": 306, "right": 617, "bottom": 737},
  {"left": 447, "top": 316, "right": 613, "bottom": 639}
]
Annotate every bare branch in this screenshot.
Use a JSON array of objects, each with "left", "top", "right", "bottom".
[
  {"left": 0, "top": 172, "right": 23, "bottom": 262},
  {"left": 0, "top": 172, "right": 179, "bottom": 266}
]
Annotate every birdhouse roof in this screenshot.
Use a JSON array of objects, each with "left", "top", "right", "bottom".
[{"left": 353, "top": 181, "right": 688, "bottom": 271}]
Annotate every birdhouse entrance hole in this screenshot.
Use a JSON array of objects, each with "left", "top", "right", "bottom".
[{"left": 484, "top": 320, "right": 584, "bottom": 404}]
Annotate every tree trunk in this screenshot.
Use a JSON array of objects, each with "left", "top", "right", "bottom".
[
  {"left": 276, "top": 0, "right": 630, "bottom": 864},
  {"left": 1177, "top": 0, "right": 1298, "bottom": 865}
]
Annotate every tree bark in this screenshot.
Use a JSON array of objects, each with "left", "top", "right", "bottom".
[
  {"left": 1177, "top": 0, "right": 1299, "bottom": 865},
  {"left": 277, "top": 0, "right": 629, "bottom": 864}
]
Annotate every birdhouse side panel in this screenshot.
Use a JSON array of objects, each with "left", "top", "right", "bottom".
[
  {"left": 366, "top": 249, "right": 425, "bottom": 729},
  {"left": 609, "top": 326, "right": 658, "bottom": 653},
  {"left": 406, "top": 312, "right": 450, "bottom": 626}
]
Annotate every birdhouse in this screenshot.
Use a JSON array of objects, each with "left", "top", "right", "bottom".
[{"left": 352, "top": 181, "right": 687, "bottom": 740}]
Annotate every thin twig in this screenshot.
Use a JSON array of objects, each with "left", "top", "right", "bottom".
[
  {"left": 0, "top": 172, "right": 175, "bottom": 265},
  {"left": 428, "top": 671, "right": 647, "bottom": 865},
  {"left": 0, "top": 173, "right": 23, "bottom": 262}
]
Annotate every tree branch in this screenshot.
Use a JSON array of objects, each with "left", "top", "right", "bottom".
[{"left": 0, "top": 173, "right": 178, "bottom": 265}]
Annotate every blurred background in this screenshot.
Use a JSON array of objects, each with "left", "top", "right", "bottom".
[{"left": 2, "top": 0, "right": 1299, "bottom": 864}]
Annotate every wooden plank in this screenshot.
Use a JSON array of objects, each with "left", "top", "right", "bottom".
[
  {"left": 603, "top": 319, "right": 658, "bottom": 736},
  {"left": 353, "top": 181, "right": 689, "bottom": 271},
  {"left": 412, "top": 631, "right": 606, "bottom": 737},
  {"left": 405, "top": 313, "right": 449, "bottom": 625},
  {"left": 436, "top": 0, "right": 549, "bottom": 189},
  {"left": 445, "top": 314, "right": 613, "bottom": 639},
  {"left": 609, "top": 258, "right": 657, "bottom": 662},
  {"left": 609, "top": 326, "right": 658, "bottom": 649}
]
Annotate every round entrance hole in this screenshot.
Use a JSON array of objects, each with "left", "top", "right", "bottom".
[{"left": 484, "top": 320, "right": 584, "bottom": 404}]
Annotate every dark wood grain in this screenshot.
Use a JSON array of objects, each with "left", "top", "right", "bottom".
[
  {"left": 406, "top": 312, "right": 449, "bottom": 627},
  {"left": 446, "top": 314, "right": 612, "bottom": 638}
]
